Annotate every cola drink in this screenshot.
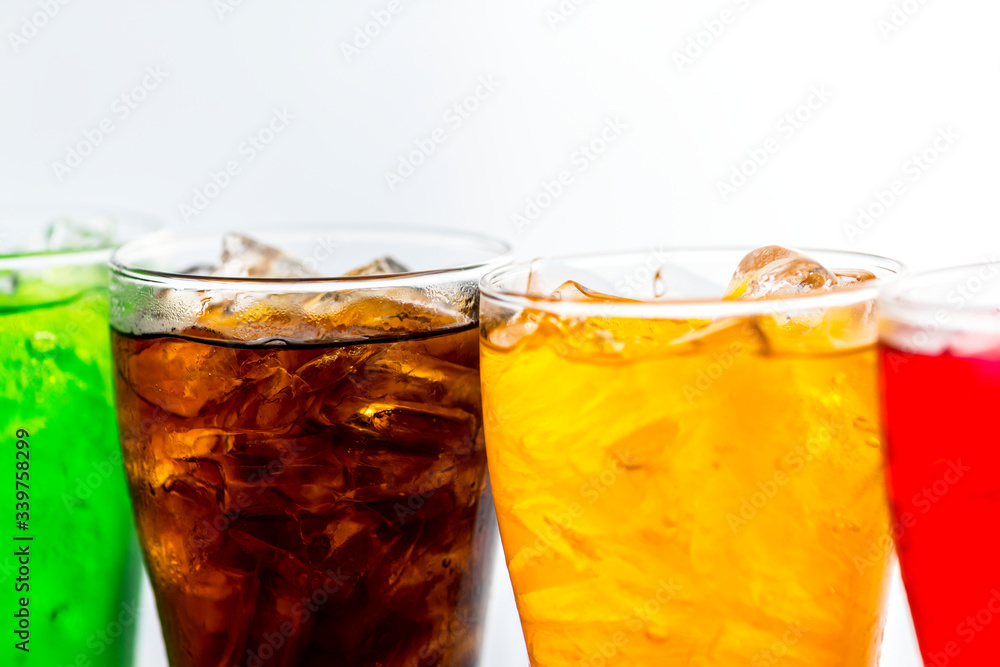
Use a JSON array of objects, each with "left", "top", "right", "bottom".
[
  {"left": 112, "top": 292, "right": 496, "bottom": 666},
  {"left": 108, "top": 227, "right": 509, "bottom": 666}
]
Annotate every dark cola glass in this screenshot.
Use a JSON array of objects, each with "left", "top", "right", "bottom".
[{"left": 108, "top": 227, "right": 509, "bottom": 667}]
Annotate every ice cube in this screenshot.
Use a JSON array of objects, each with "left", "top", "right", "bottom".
[
  {"left": 117, "top": 337, "right": 244, "bottom": 418},
  {"left": 0, "top": 272, "right": 15, "bottom": 295},
  {"left": 668, "top": 316, "right": 767, "bottom": 352},
  {"left": 294, "top": 346, "right": 378, "bottom": 392},
  {"left": 483, "top": 310, "right": 542, "bottom": 349},
  {"left": 212, "top": 233, "right": 319, "bottom": 279},
  {"left": 184, "top": 235, "right": 456, "bottom": 344},
  {"left": 832, "top": 268, "right": 877, "bottom": 287},
  {"left": 45, "top": 215, "right": 114, "bottom": 251},
  {"left": 724, "top": 246, "right": 836, "bottom": 300},
  {"left": 528, "top": 260, "right": 724, "bottom": 302},
  {"left": 180, "top": 263, "right": 217, "bottom": 275},
  {"left": 652, "top": 264, "right": 726, "bottom": 300},
  {"left": 343, "top": 256, "right": 409, "bottom": 276},
  {"left": 309, "top": 396, "right": 477, "bottom": 455},
  {"left": 217, "top": 366, "right": 311, "bottom": 434},
  {"left": 525, "top": 260, "right": 619, "bottom": 297},
  {"left": 162, "top": 428, "right": 228, "bottom": 461},
  {"left": 549, "top": 280, "right": 634, "bottom": 303},
  {"left": 160, "top": 236, "right": 470, "bottom": 367},
  {"left": 206, "top": 236, "right": 406, "bottom": 280},
  {"left": 339, "top": 346, "right": 482, "bottom": 415},
  {"left": 300, "top": 291, "right": 464, "bottom": 340},
  {"left": 721, "top": 247, "right": 884, "bottom": 352},
  {"left": 159, "top": 565, "right": 259, "bottom": 656}
]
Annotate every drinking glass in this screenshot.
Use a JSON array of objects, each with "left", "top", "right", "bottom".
[
  {"left": 480, "top": 248, "right": 902, "bottom": 666},
  {"left": 109, "top": 225, "right": 509, "bottom": 667},
  {"left": 880, "top": 261, "right": 1000, "bottom": 667},
  {"left": 1, "top": 207, "right": 157, "bottom": 666}
]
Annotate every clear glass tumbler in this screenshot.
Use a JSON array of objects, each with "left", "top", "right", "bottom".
[
  {"left": 480, "top": 248, "right": 901, "bottom": 666},
  {"left": 880, "top": 262, "right": 1000, "bottom": 667},
  {"left": 1, "top": 207, "right": 157, "bottom": 667},
  {"left": 108, "top": 225, "right": 510, "bottom": 667}
]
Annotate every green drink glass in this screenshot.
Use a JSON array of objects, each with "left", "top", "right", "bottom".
[{"left": 0, "top": 209, "right": 157, "bottom": 666}]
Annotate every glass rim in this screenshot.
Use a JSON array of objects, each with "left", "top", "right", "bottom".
[
  {"left": 880, "top": 260, "right": 1000, "bottom": 320},
  {"left": 480, "top": 246, "right": 905, "bottom": 319},
  {"left": 109, "top": 223, "right": 513, "bottom": 291},
  {"left": 0, "top": 205, "right": 163, "bottom": 271}
]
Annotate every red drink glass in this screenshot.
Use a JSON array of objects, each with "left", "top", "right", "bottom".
[{"left": 879, "top": 262, "right": 1000, "bottom": 666}]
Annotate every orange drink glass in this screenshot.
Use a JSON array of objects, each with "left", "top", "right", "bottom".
[{"left": 479, "top": 248, "right": 901, "bottom": 666}]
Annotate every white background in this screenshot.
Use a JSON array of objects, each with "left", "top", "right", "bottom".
[{"left": 7, "top": 0, "right": 996, "bottom": 664}]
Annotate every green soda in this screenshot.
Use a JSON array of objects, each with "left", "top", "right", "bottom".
[{"left": 1, "top": 255, "right": 141, "bottom": 666}]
